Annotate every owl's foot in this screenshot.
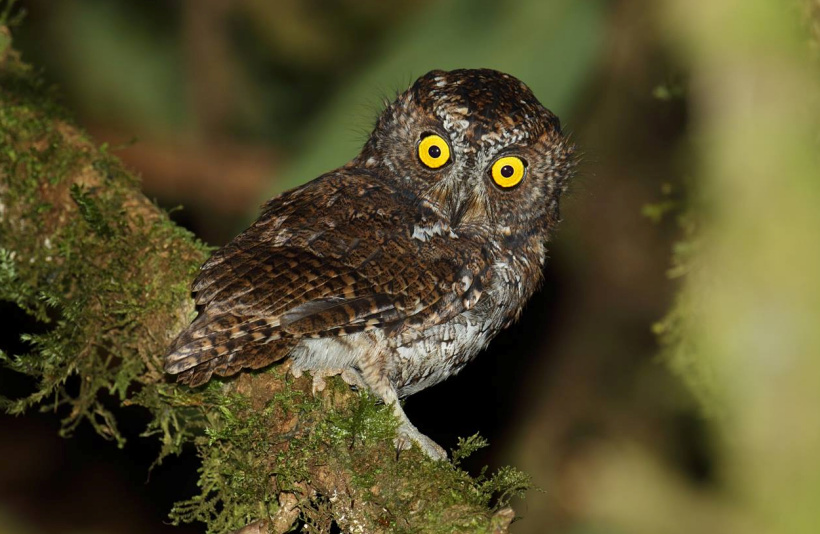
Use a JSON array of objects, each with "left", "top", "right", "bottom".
[
  {"left": 290, "top": 366, "right": 364, "bottom": 395},
  {"left": 346, "top": 357, "right": 447, "bottom": 461},
  {"left": 395, "top": 421, "right": 447, "bottom": 461}
]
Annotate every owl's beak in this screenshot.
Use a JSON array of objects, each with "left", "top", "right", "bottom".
[
  {"left": 424, "top": 173, "right": 487, "bottom": 229},
  {"left": 450, "top": 188, "right": 486, "bottom": 229}
]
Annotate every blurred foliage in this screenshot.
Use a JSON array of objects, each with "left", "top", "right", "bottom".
[
  {"left": 15, "top": 0, "right": 605, "bottom": 195},
  {"left": 666, "top": 1, "right": 820, "bottom": 532},
  {"left": 588, "top": 2, "right": 820, "bottom": 534},
  {"left": 273, "top": 0, "right": 606, "bottom": 192},
  {"left": 15, "top": 0, "right": 430, "bottom": 144}
]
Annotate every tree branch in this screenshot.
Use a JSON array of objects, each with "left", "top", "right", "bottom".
[{"left": 0, "top": 26, "right": 525, "bottom": 533}]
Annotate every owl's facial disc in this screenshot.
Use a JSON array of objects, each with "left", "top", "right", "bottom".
[{"left": 357, "top": 68, "right": 574, "bottom": 237}]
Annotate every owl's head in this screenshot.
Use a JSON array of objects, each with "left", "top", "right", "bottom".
[{"left": 356, "top": 69, "right": 575, "bottom": 243}]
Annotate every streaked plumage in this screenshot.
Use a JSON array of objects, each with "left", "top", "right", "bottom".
[{"left": 166, "top": 69, "right": 575, "bottom": 459}]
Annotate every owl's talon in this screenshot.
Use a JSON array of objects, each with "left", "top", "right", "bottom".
[
  {"left": 291, "top": 366, "right": 365, "bottom": 396},
  {"left": 311, "top": 374, "right": 327, "bottom": 394},
  {"left": 309, "top": 368, "right": 344, "bottom": 395},
  {"left": 340, "top": 368, "right": 365, "bottom": 390},
  {"left": 395, "top": 422, "right": 447, "bottom": 461}
]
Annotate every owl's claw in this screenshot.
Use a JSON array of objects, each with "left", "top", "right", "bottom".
[
  {"left": 395, "top": 421, "right": 447, "bottom": 461},
  {"left": 311, "top": 373, "right": 328, "bottom": 394},
  {"left": 291, "top": 366, "right": 359, "bottom": 395},
  {"left": 311, "top": 368, "right": 365, "bottom": 393}
]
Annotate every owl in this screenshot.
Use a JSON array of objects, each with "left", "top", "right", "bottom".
[{"left": 165, "top": 69, "right": 575, "bottom": 460}]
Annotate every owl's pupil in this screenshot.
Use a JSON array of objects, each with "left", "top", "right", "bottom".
[
  {"left": 500, "top": 165, "right": 514, "bottom": 178},
  {"left": 428, "top": 145, "right": 442, "bottom": 158}
]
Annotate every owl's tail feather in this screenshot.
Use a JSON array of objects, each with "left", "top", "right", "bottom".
[
  {"left": 168, "top": 314, "right": 280, "bottom": 357},
  {"left": 165, "top": 316, "right": 297, "bottom": 387},
  {"left": 174, "top": 338, "right": 296, "bottom": 386}
]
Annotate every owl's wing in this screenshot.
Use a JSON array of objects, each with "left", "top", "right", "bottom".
[{"left": 165, "top": 172, "right": 488, "bottom": 386}]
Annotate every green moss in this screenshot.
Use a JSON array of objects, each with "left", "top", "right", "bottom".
[
  {"left": 69, "top": 183, "right": 114, "bottom": 238},
  {"left": 167, "top": 368, "right": 530, "bottom": 533},
  {"left": 0, "top": 34, "right": 209, "bottom": 449}
]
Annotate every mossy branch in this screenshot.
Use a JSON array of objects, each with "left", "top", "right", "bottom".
[{"left": 0, "top": 27, "right": 526, "bottom": 533}]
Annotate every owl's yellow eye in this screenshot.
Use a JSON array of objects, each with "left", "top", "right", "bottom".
[
  {"left": 490, "top": 156, "right": 526, "bottom": 188},
  {"left": 418, "top": 134, "right": 451, "bottom": 169}
]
